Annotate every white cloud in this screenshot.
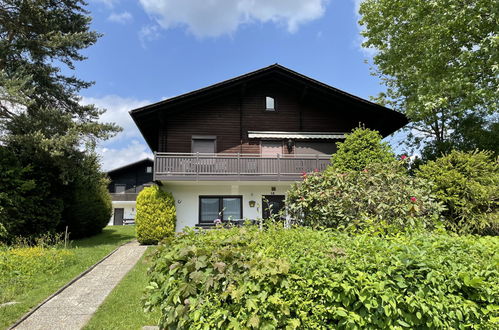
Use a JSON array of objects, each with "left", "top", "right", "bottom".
[
  {"left": 108, "top": 11, "right": 133, "bottom": 24},
  {"left": 98, "top": 140, "right": 153, "bottom": 171},
  {"left": 138, "top": 0, "right": 329, "bottom": 38},
  {"left": 93, "top": 0, "right": 120, "bottom": 8},
  {"left": 81, "top": 95, "right": 151, "bottom": 141},
  {"left": 139, "top": 24, "right": 162, "bottom": 46},
  {"left": 81, "top": 95, "right": 155, "bottom": 170}
]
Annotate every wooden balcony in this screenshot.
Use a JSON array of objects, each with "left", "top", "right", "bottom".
[{"left": 154, "top": 153, "right": 331, "bottom": 181}]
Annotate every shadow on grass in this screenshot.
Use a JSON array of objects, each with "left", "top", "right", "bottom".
[{"left": 71, "top": 226, "right": 136, "bottom": 249}]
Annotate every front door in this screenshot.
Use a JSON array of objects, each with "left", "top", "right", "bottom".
[
  {"left": 262, "top": 195, "right": 285, "bottom": 219},
  {"left": 113, "top": 208, "right": 124, "bottom": 226}
]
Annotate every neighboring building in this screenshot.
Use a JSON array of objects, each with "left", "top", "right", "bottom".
[
  {"left": 130, "top": 64, "right": 407, "bottom": 230},
  {"left": 106, "top": 158, "right": 154, "bottom": 225}
]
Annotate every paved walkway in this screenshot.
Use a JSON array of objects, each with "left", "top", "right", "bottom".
[{"left": 13, "top": 241, "right": 147, "bottom": 330}]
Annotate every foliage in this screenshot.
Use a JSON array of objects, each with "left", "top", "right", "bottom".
[
  {"left": 417, "top": 150, "right": 498, "bottom": 235},
  {"left": 330, "top": 127, "right": 395, "bottom": 172},
  {"left": 421, "top": 114, "right": 499, "bottom": 161},
  {"left": 359, "top": 0, "right": 498, "bottom": 151},
  {"left": 0, "top": 226, "right": 136, "bottom": 329},
  {"left": 0, "top": 245, "right": 76, "bottom": 304},
  {"left": 61, "top": 154, "right": 112, "bottom": 239},
  {"left": 0, "top": 0, "right": 120, "bottom": 241},
  {"left": 0, "top": 0, "right": 116, "bottom": 136},
  {"left": 145, "top": 226, "right": 499, "bottom": 329},
  {"left": 0, "top": 146, "right": 62, "bottom": 241},
  {"left": 287, "top": 161, "right": 444, "bottom": 233},
  {"left": 135, "top": 186, "right": 176, "bottom": 245}
]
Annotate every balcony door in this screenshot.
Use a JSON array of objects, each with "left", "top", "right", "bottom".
[{"left": 261, "top": 141, "right": 282, "bottom": 157}]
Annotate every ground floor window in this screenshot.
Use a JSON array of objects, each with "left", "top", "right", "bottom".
[{"left": 199, "top": 196, "right": 242, "bottom": 223}]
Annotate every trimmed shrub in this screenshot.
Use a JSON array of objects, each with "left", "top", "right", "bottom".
[
  {"left": 286, "top": 161, "right": 444, "bottom": 233},
  {"left": 330, "top": 127, "right": 395, "bottom": 172},
  {"left": 145, "top": 226, "right": 499, "bottom": 329},
  {"left": 135, "top": 186, "right": 176, "bottom": 244},
  {"left": 417, "top": 150, "right": 498, "bottom": 235}
]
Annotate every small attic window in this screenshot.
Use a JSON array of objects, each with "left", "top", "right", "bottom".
[{"left": 265, "top": 96, "right": 275, "bottom": 111}]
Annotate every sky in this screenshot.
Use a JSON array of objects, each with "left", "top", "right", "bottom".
[{"left": 80, "top": 0, "right": 400, "bottom": 171}]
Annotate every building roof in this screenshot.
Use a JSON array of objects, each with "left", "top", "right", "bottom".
[
  {"left": 106, "top": 158, "right": 153, "bottom": 175},
  {"left": 130, "top": 64, "right": 408, "bottom": 151}
]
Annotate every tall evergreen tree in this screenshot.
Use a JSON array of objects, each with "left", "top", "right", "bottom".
[{"left": 0, "top": 0, "right": 120, "bottom": 239}]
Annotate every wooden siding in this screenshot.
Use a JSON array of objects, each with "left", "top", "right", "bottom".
[{"left": 159, "top": 79, "right": 351, "bottom": 154}]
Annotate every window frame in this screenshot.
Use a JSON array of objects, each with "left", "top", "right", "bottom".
[
  {"left": 265, "top": 96, "right": 276, "bottom": 111},
  {"left": 145, "top": 166, "right": 153, "bottom": 173},
  {"left": 198, "top": 195, "right": 243, "bottom": 223}
]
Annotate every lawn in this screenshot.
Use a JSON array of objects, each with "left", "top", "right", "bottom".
[
  {"left": 84, "top": 247, "right": 160, "bottom": 329},
  {"left": 0, "top": 226, "right": 136, "bottom": 329}
]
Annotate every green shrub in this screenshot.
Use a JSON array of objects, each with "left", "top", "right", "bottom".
[
  {"left": 286, "top": 161, "right": 444, "bottom": 233},
  {"left": 145, "top": 226, "right": 499, "bottom": 329},
  {"left": 135, "top": 186, "right": 176, "bottom": 245},
  {"left": 61, "top": 154, "right": 112, "bottom": 238},
  {"left": 417, "top": 150, "right": 498, "bottom": 235},
  {"left": 330, "top": 127, "right": 395, "bottom": 172},
  {"left": 0, "top": 147, "right": 61, "bottom": 242}
]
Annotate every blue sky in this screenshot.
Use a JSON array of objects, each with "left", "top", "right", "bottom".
[{"left": 81, "top": 0, "right": 400, "bottom": 170}]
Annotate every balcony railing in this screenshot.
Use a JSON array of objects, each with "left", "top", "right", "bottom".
[{"left": 154, "top": 152, "right": 331, "bottom": 181}]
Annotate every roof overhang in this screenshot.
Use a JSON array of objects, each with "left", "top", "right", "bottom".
[{"left": 248, "top": 131, "right": 346, "bottom": 140}]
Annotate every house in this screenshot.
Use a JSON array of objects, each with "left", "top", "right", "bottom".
[
  {"left": 106, "top": 158, "right": 154, "bottom": 225},
  {"left": 130, "top": 64, "right": 407, "bottom": 230}
]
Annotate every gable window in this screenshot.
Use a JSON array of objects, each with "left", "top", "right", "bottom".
[
  {"left": 146, "top": 166, "right": 152, "bottom": 173},
  {"left": 115, "top": 184, "right": 126, "bottom": 194},
  {"left": 199, "top": 196, "right": 242, "bottom": 223},
  {"left": 265, "top": 96, "right": 275, "bottom": 111}
]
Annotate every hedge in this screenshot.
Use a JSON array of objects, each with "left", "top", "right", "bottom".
[{"left": 145, "top": 226, "right": 499, "bottom": 329}]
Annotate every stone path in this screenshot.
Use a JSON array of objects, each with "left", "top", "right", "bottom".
[{"left": 12, "top": 241, "right": 147, "bottom": 330}]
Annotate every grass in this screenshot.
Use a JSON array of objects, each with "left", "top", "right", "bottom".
[
  {"left": 84, "top": 247, "right": 160, "bottom": 330},
  {"left": 0, "top": 226, "right": 136, "bottom": 329}
]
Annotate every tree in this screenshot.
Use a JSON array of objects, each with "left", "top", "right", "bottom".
[
  {"left": 0, "top": 1, "right": 120, "bottom": 238},
  {"left": 329, "top": 127, "right": 395, "bottom": 172},
  {"left": 358, "top": 0, "right": 498, "bottom": 151}
]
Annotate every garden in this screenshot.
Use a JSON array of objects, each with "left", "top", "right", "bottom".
[
  {"left": 137, "top": 127, "right": 498, "bottom": 329},
  {"left": 0, "top": 226, "right": 136, "bottom": 329}
]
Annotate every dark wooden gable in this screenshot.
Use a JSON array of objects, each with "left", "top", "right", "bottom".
[{"left": 130, "top": 64, "right": 408, "bottom": 153}]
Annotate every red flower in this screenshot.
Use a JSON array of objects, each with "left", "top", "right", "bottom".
[
  {"left": 300, "top": 196, "right": 305, "bottom": 201},
  {"left": 410, "top": 196, "right": 417, "bottom": 203},
  {"left": 362, "top": 169, "right": 368, "bottom": 173},
  {"left": 401, "top": 155, "right": 408, "bottom": 160},
  {"left": 314, "top": 168, "right": 319, "bottom": 173},
  {"left": 301, "top": 171, "right": 307, "bottom": 178}
]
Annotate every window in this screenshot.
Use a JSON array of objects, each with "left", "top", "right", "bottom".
[
  {"left": 114, "top": 184, "right": 126, "bottom": 194},
  {"left": 192, "top": 136, "right": 216, "bottom": 153},
  {"left": 146, "top": 166, "right": 152, "bottom": 173},
  {"left": 265, "top": 96, "right": 275, "bottom": 111},
  {"left": 199, "top": 196, "right": 242, "bottom": 223}
]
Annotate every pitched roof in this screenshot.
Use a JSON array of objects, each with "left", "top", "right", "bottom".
[
  {"left": 130, "top": 64, "right": 408, "bottom": 151},
  {"left": 106, "top": 158, "right": 153, "bottom": 174}
]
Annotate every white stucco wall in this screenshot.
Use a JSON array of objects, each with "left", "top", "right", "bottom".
[
  {"left": 108, "top": 201, "right": 137, "bottom": 226},
  {"left": 162, "top": 181, "right": 292, "bottom": 232}
]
